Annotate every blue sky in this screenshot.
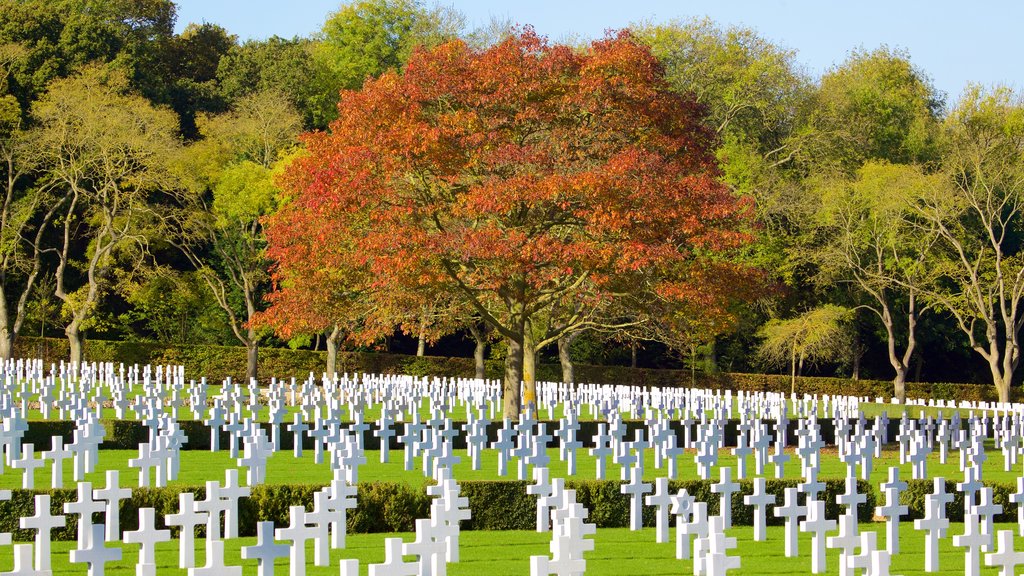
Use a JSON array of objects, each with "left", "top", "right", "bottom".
[{"left": 173, "top": 0, "right": 1023, "bottom": 104}]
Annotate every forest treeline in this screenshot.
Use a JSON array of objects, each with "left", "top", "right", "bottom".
[{"left": 0, "top": 0, "right": 1021, "bottom": 407}]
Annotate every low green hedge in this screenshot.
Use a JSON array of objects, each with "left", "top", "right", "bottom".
[
  {"left": 13, "top": 336, "right": 1009, "bottom": 402},
  {"left": 0, "top": 478, "right": 879, "bottom": 540}
]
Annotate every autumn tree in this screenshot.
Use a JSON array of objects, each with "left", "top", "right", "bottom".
[
  {"left": 32, "top": 66, "right": 181, "bottom": 364},
  {"left": 176, "top": 89, "right": 302, "bottom": 382},
  {"left": 272, "top": 30, "right": 755, "bottom": 419}
]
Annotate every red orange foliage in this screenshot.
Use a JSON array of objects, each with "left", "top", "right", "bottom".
[{"left": 265, "top": 29, "right": 758, "bottom": 416}]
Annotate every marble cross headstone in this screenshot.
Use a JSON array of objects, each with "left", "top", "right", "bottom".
[
  {"left": 743, "top": 477, "right": 775, "bottom": 542},
  {"left": 241, "top": 521, "right": 290, "bottom": 576},
  {"left": 123, "top": 507, "right": 171, "bottom": 576}
]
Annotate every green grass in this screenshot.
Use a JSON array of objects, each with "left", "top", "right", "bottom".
[
  {"left": 1, "top": 523, "right": 1020, "bottom": 575},
  {"left": 1, "top": 443, "right": 1015, "bottom": 492}
]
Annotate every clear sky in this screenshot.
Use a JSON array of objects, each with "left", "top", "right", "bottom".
[{"left": 172, "top": 0, "right": 1023, "bottom": 105}]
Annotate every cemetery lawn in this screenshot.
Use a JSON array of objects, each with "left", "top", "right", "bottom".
[
  {"left": 2, "top": 523, "right": 1019, "bottom": 575},
  {"left": 3, "top": 443, "right": 1016, "bottom": 491}
]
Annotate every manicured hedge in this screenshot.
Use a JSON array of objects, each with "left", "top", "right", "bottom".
[
  {"left": 0, "top": 478, "right": 878, "bottom": 540},
  {"left": 902, "top": 480, "right": 1015, "bottom": 523},
  {"left": 13, "top": 336, "right": 1011, "bottom": 403}
]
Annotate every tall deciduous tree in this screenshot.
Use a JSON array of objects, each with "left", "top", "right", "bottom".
[
  {"left": 806, "top": 46, "right": 943, "bottom": 173},
  {"left": 272, "top": 31, "right": 755, "bottom": 419},
  {"left": 177, "top": 89, "right": 301, "bottom": 382},
  {"left": 918, "top": 87, "right": 1024, "bottom": 402},
  {"left": 33, "top": 65, "right": 181, "bottom": 364},
  {"left": 0, "top": 69, "right": 61, "bottom": 359},
  {"left": 812, "top": 162, "right": 942, "bottom": 402}
]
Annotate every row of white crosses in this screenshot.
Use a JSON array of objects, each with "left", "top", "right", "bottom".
[{"left": 7, "top": 417, "right": 104, "bottom": 490}]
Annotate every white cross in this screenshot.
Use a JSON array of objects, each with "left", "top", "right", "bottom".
[
  {"left": 645, "top": 477, "right": 674, "bottom": 544},
  {"left": 985, "top": 530, "right": 1024, "bottom": 576},
  {"left": 619, "top": 465, "right": 651, "bottom": 531},
  {"left": 800, "top": 500, "right": 837, "bottom": 574},
  {"left": 276, "top": 505, "right": 318, "bottom": 576},
  {"left": 711, "top": 466, "right": 740, "bottom": 529},
  {"left": 128, "top": 442, "right": 158, "bottom": 488},
  {"left": 94, "top": 470, "right": 132, "bottom": 542},
  {"left": 974, "top": 486, "right": 1003, "bottom": 551},
  {"left": 743, "top": 477, "right": 775, "bottom": 542},
  {"left": 1010, "top": 476, "right": 1024, "bottom": 537},
  {"left": 189, "top": 538, "right": 242, "bottom": 576},
  {"left": 306, "top": 489, "right": 340, "bottom": 567},
  {"left": 953, "top": 512, "right": 988, "bottom": 576},
  {"left": 327, "top": 478, "right": 358, "bottom": 549},
  {"left": 68, "top": 523, "right": 121, "bottom": 576},
  {"left": 287, "top": 413, "right": 309, "bottom": 458},
  {"left": 123, "top": 507, "right": 171, "bottom": 576},
  {"left": 1, "top": 543, "right": 45, "bottom": 576},
  {"left": 241, "top": 521, "right": 290, "bottom": 576},
  {"left": 914, "top": 491, "right": 950, "bottom": 573},
  {"left": 165, "top": 492, "right": 208, "bottom": 569},
  {"left": 64, "top": 482, "right": 105, "bottom": 549},
  {"left": 195, "top": 480, "right": 229, "bottom": 541},
  {"left": 528, "top": 467, "right": 553, "bottom": 532},
  {"left": 403, "top": 517, "right": 447, "bottom": 576},
  {"left": 220, "top": 469, "right": 251, "bottom": 538},
  {"left": 837, "top": 476, "right": 867, "bottom": 519},
  {"left": 41, "top": 436, "right": 72, "bottom": 489},
  {"left": 826, "top": 512, "right": 860, "bottom": 576},
  {"left": 369, "top": 537, "right": 419, "bottom": 576},
  {"left": 774, "top": 486, "right": 806, "bottom": 558},
  {"left": 11, "top": 443, "right": 44, "bottom": 489},
  {"left": 876, "top": 466, "right": 909, "bottom": 554},
  {"left": 19, "top": 494, "right": 65, "bottom": 573}
]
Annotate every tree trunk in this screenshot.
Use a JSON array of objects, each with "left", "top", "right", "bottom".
[
  {"left": 790, "top": 343, "right": 797, "bottom": 395},
  {"left": 416, "top": 330, "right": 426, "bottom": 357},
  {"left": 893, "top": 369, "right": 907, "bottom": 405},
  {"left": 990, "top": 346, "right": 1013, "bottom": 403},
  {"left": 503, "top": 335, "right": 524, "bottom": 420},
  {"left": 706, "top": 339, "right": 718, "bottom": 372},
  {"left": 246, "top": 341, "right": 259, "bottom": 384},
  {"left": 67, "top": 323, "right": 83, "bottom": 367},
  {"left": 473, "top": 337, "right": 486, "bottom": 380},
  {"left": 690, "top": 343, "right": 697, "bottom": 388},
  {"left": 631, "top": 340, "right": 638, "bottom": 368},
  {"left": 0, "top": 328, "right": 11, "bottom": 361},
  {"left": 558, "top": 335, "right": 574, "bottom": 384},
  {"left": 913, "top": 353, "right": 923, "bottom": 382},
  {"left": 852, "top": 351, "right": 861, "bottom": 381},
  {"left": 522, "top": 330, "right": 537, "bottom": 411},
  {"left": 325, "top": 324, "right": 341, "bottom": 380}
]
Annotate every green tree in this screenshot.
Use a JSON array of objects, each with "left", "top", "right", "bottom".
[
  {"left": 0, "top": 56, "right": 64, "bottom": 359},
  {"left": 811, "top": 162, "right": 943, "bottom": 402},
  {"left": 805, "top": 46, "right": 943, "bottom": 174},
  {"left": 32, "top": 65, "right": 181, "bottom": 365},
  {"left": 217, "top": 36, "right": 334, "bottom": 130},
  {"left": 176, "top": 89, "right": 301, "bottom": 382},
  {"left": 162, "top": 22, "right": 237, "bottom": 137},
  {"left": 757, "top": 304, "right": 856, "bottom": 393},
  {"left": 0, "top": 0, "right": 177, "bottom": 108},
  {"left": 915, "top": 86, "right": 1024, "bottom": 402},
  {"left": 316, "top": 0, "right": 462, "bottom": 87}
]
